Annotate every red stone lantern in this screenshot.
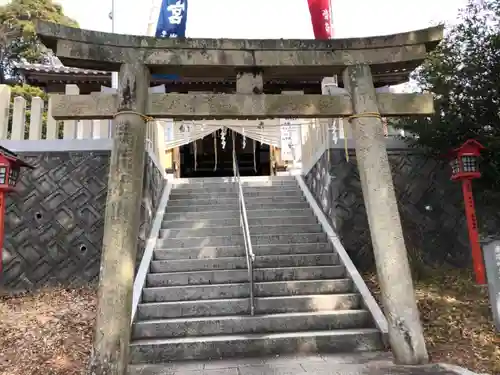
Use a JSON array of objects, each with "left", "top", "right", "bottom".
[
  {"left": 448, "top": 139, "right": 485, "bottom": 284},
  {"left": 0, "top": 146, "right": 35, "bottom": 277}
]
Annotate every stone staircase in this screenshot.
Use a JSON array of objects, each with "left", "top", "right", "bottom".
[{"left": 129, "top": 176, "right": 384, "bottom": 364}]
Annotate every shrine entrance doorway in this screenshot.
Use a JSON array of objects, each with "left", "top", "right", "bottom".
[{"left": 179, "top": 129, "right": 271, "bottom": 178}]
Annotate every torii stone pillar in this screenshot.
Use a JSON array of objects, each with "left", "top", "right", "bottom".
[
  {"left": 88, "top": 62, "right": 151, "bottom": 375},
  {"left": 343, "top": 64, "right": 428, "bottom": 364}
]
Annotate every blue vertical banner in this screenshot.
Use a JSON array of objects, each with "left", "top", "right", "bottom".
[
  {"left": 154, "top": 0, "right": 188, "bottom": 80},
  {"left": 155, "top": 0, "right": 188, "bottom": 39}
]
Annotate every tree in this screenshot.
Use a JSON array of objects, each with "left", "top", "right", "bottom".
[
  {"left": 0, "top": 0, "right": 78, "bottom": 84},
  {"left": 397, "top": 0, "right": 500, "bottom": 197}
]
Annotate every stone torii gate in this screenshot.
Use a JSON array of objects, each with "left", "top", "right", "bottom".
[{"left": 35, "top": 21, "right": 443, "bottom": 374}]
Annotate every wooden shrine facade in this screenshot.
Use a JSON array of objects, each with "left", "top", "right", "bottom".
[{"left": 17, "top": 60, "right": 405, "bottom": 96}]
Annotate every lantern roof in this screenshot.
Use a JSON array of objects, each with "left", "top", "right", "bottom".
[
  {"left": 446, "top": 139, "right": 485, "bottom": 160},
  {"left": 0, "top": 146, "right": 35, "bottom": 169},
  {"left": 453, "top": 139, "right": 485, "bottom": 154}
]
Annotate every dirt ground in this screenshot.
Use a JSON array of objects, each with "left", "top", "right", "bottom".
[
  {"left": 365, "top": 269, "right": 500, "bottom": 374},
  {"left": 0, "top": 269, "right": 498, "bottom": 375},
  {"left": 0, "top": 287, "right": 96, "bottom": 375}
]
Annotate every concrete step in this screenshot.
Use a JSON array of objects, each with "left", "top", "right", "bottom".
[
  {"left": 143, "top": 283, "right": 250, "bottom": 302},
  {"left": 158, "top": 224, "right": 323, "bottom": 238},
  {"left": 142, "top": 279, "right": 353, "bottom": 302},
  {"left": 136, "top": 294, "right": 360, "bottom": 320},
  {"left": 154, "top": 246, "right": 245, "bottom": 260},
  {"left": 150, "top": 254, "right": 338, "bottom": 273},
  {"left": 244, "top": 195, "right": 306, "bottom": 203},
  {"left": 170, "top": 184, "right": 300, "bottom": 195},
  {"left": 172, "top": 179, "right": 296, "bottom": 189},
  {"left": 161, "top": 218, "right": 239, "bottom": 229},
  {"left": 249, "top": 216, "right": 319, "bottom": 226},
  {"left": 165, "top": 202, "right": 309, "bottom": 213},
  {"left": 174, "top": 176, "right": 294, "bottom": 184},
  {"left": 242, "top": 186, "right": 301, "bottom": 194},
  {"left": 183, "top": 179, "right": 297, "bottom": 186},
  {"left": 161, "top": 216, "right": 318, "bottom": 230},
  {"left": 246, "top": 209, "right": 314, "bottom": 219},
  {"left": 137, "top": 297, "right": 250, "bottom": 320},
  {"left": 129, "top": 328, "right": 384, "bottom": 362},
  {"left": 164, "top": 210, "right": 239, "bottom": 221},
  {"left": 250, "top": 233, "right": 328, "bottom": 246},
  {"left": 146, "top": 266, "right": 345, "bottom": 287},
  {"left": 242, "top": 190, "right": 303, "bottom": 198},
  {"left": 170, "top": 186, "right": 238, "bottom": 194},
  {"left": 153, "top": 242, "right": 333, "bottom": 260},
  {"left": 254, "top": 253, "right": 338, "bottom": 268},
  {"left": 255, "top": 278, "right": 353, "bottom": 297},
  {"left": 169, "top": 189, "right": 302, "bottom": 200},
  {"left": 164, "top": 209, "right": 315, "bottom": 221},
  {"left": 167, "top": 197, "right": 238, "bottom": 206},
  {"left": 150, "top": 257, "right": 247, "bottom": 273},
  {"left": 166, "top": 203, "right": 239, "bottom": 213},
  {"left": 132, "top": 310, "right": 372, "bottom": 339},
  {"left": 159, "top": 226, "right": 243, "bottom": 238},
  {"left": 246, "top": 202, "right": 309, "bottom": 210},
  {"left": 241, "top": 181, "right": 298, "bottom": 187},
  {"left": 172, "top": 181, "right": 298, "bottom": 189},
  {"left": 167, "top": 196, "right": 306, "bottom": 207},
  {"left": 172, "top": 178, "right": 235, "bottom": 185},
  {"left": 252, "top": 242, "right": 333, "bottom": 255},
  {"left": 169, "top": 192, "right": 239, "bottom": 200},
  {"left": 156, "top": 233, "right": 327, "bottom": 249},
  {"left": 250, "top": 224, "right": 323, "bottom": 235},
  {"left": 156, "top": 235, "right": 243, "bottom": 248}
]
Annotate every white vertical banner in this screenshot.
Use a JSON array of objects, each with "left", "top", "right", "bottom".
[
  {"left": 280, "top": 118, "right": 302, "bottom": 162},
  {"left": 280, "top": 90, "right": 304, "bottom": 164},
  {"left": 163, "top": 119, "right": 174, "bottom": 142}
]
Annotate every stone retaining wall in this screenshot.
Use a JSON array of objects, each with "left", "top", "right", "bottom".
[
  {"left": 3, "top": 150, "right": 165, "bottom": 291},
  {"left": 304, "top": 149, "right": 499, "bottom": 271}
]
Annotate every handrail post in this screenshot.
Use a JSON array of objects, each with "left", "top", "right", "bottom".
[{"left": 232, "top": 137, "right": 255, "bottom": 316}]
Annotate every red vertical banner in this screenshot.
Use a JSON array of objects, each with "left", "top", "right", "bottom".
[{"left": 307, "top": 0, "right": 333, "bottom": 39}]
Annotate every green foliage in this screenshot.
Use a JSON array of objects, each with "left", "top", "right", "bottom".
[
  {"left": 11, "top": 83, "right": 47, "bottom": 101},
  {"left": 397, "top": 0, "right": 500, "bottom": 197},
  {"left": 0, "top": 0, "right": 78, "bottom": 83}
]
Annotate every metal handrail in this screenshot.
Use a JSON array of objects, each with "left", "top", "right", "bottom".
[{"left": 232, "top": 142, "right": 255, "bottom": 315}]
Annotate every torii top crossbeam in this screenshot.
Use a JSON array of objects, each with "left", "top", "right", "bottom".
[
  {"left": 35, "top": 21, "right": 443, "bottom": 86},
  {"left": 35, "top": 21, "right": 443, "bottom": 121}
]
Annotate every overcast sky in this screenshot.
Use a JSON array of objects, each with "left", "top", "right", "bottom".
[{"left": 52, "top": 0, "right": 467, "bottom": 39}]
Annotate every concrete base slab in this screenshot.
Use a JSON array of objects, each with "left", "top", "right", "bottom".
[{"left": 127, "top": 352, "right": 481, "bottom": 375}]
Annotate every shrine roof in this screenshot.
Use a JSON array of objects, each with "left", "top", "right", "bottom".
[
  {"left": 35, "top": 21, "right": 444, "bottom": 85},
  {"left": 14, "top": 61, "right": 108, "bottom": 76},
  {"left": 14, "top": 64, "right": 415, "bottom": 91}
]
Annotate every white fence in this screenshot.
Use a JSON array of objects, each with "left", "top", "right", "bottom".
[{"left": 0, "top": 84, "right": 167, "bottom": 168}]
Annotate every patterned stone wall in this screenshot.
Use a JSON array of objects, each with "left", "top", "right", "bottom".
[
  {"left": 3, "top": 150, "right": 165, "bottom": 291},
  {"left": 137, "top": 154, "right": 166, "bottom": 269},
  {"left": 304, "top": 149, "right": 500, "bottom": 271}
]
